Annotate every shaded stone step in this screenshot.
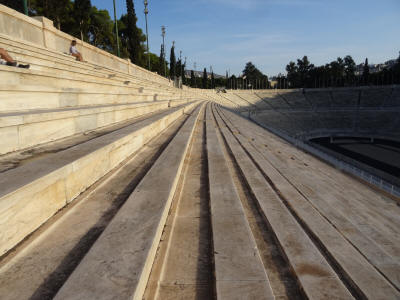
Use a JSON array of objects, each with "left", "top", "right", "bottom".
[
  {"left": 0, "top": 100, "right": 196, "bottom": 155},
  {"left": 0, "top": 107, "right": 190, "bottom": 300},
  {"left": 205, "top": 104, "right": 274, "bottom": 299},
  {"left": 0, "top": 102, "right": 198, "bottom": 256},
  {"left": 216, "top": 106, "right": 400, "bottom": 298},
  {"left": 54, "top": 103, "right": 204, "bottom": 300}
]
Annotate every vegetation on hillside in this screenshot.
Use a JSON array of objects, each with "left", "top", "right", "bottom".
[{"left": 284, "top": 54, "right": 400, "bottom": 89}]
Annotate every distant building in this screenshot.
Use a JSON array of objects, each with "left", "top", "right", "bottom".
[
  {"left": 185, "top": 70, "right": 225, "bottom": 79},
  {"left": 355, "top": 57, "right": 398, "bottom": 75}
]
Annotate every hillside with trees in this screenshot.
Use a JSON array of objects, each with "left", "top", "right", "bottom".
[
  {"left": 285, "top": 54, "right": 400, "bottom": 88},
  {"left": 2, "top": 0, "right": 166, "bottom": 73}
]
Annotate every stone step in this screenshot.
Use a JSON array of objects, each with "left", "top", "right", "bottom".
[
  {"left": 232, "top": 93, "right": 266, "bottom": 110},
  {"left": 0, "top": 104, "right": 190, "bottom": 300},
  {"left": 216, "top": 106, "right": 400, "bottom": 298},
  {"left": 213, "top": 95, "right": 240, "bottom": 110},
  {"left": 0, "top": 82, "right": 198, "bottom": 112},
  {"left": 205, "top": 104, "right": 274, "bottom": 299},
  {"left": 0, "top": 33, "right": 173, "bottom": 89},
  {"left": 54, "top": 103, "right": 204, "bottom": 300},
  {"left": 213, "top": 105, "right": 356, "bottom": 299},
  {"left": 0, "top": 100, "right": 196, "bottom": 155},
  {"left": 1, "top": 41, "right": 127, "bottom": 81},
  {"left": 0, "top": 34, "right": 200, "bottom": 99},
  {"left": 0, "top": 101, "right": 198, "bottom": 256},
  {"left": 221, "top": 94, "right": 248, "bottom": 109},
  {"left": 231, "top": 93, "right": 258, "bottom": 109},
  {"left": 0, "top": 65, "right": 177, "bottom": 99},
  {"left": 0, "top": 40, "right": 182, "bottom": 97},
  {"left": 0, "top": 38, "right": 144, "bottom": 81}
]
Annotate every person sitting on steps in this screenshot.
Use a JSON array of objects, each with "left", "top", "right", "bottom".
[
  {"left": 69, "top": 40, "right": 85, "bottom": 62},
  {"left": 0, "top": 48, "right": 30, "bottom": 68}
]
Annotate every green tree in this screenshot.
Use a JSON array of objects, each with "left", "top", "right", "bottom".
[
  {"left": 329, "top": 57, "right": 345, "bottom": 86},
  {"left": 158, "top": 44, "right": 165, "bottom": 76},
  {"left": 230, "top": 75, "right": 237, "bottom": 89},
  {"left": 126, "top": 0, "right": 142, "bottom": 65},
  {"left": 89, "top": 7, "right": 116, "bottom": 52},
  {"left": 176, "top": 59, "right": 182, "bottom": 78},
  {"left": 286, "top": 61, "right": 299, "bottom": 87},
  {"left": 344, "top": 55, "right": 356, "bottom": 85},
  {"left": 190, "top": 70, "right": 196, "bottom": 87},
  {"left": 28, "top": 0, "right": 72, "bottom": 31},
  {"left": 297, "top": 56, "right": 314, "bottom": 87},
  {"left": 115, "top": 15, "right": 131, "bottom": 58},
  {"left": 243, "top": 62, "right": 264, "bottom": 81},
  {"left": 242, "top": 62, "right": 268, "bottom": 89},
  {"left": 211, "top": 72, "right": 215, "bottom": 89},
  {"left": 148, "top": 52, "right": 160, "bottom": 73},
  {"left": 118, "top": 14, "right": 146, "bottom": 61},
  {"left": 182, "top": 60, "right": 186, "bottom": 85},
  {"left": 202, "top": 68, "right": 207, "bottom": 89},
  {"left": 74, "top": 0, "right": 92, "bottom": 40},
  {"left": 170, "top": 43, "right": 176, "bottom": 79},
  {"left": 363, "top": 58, "right": 370, "bottom": 85}
]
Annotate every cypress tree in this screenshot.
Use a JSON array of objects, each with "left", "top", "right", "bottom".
[
  {"left": 176, "top": 59, "right": 181, "bottom": 78},
  {"left": 126, "top": 0, "right": 141, "bottom": 64},
  {"left": 182, "top": 61, "right": 186, "bottom": 85},
  {"left": 202, "top": 68, "right": 207, "bottom": 89},
  {"left": 191, "top": 70, "right": 196, "bottom": 87},
  {"left": 211, "top": 72, "right": 215, "bottom": 89},
  {"left": 158, "top": 44, "right": 165, "bottom": 76},
  {"left": 363, "top": 58, "right": 370, "bottom": 85},
  {"left": 170, "top": 43, "right": 176, "bottom": 79}
]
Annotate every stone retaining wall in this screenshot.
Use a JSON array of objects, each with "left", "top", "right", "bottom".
[{"left": 0, "top": 4, "right": 172, "bottom": 87}]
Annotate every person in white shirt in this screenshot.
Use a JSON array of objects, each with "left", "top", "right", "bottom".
[{"left": 69, "top": 40, "right": 84, "bottom": 62}]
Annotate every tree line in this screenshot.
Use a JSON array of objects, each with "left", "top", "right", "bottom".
[
  {"left": 283, "top": 54, "right": 400, "bottom": 89},
  {"left": 185, "top": 62, "right": 270, "bottom": 90}
]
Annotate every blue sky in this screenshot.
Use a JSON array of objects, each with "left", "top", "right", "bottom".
[{"left": 91, "top": 0, "right": 400, "bottom": 76}]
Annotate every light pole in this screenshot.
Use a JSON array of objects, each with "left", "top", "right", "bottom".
[
  {"left": 22, "top": 0, "right": 28, "bottom": 15},
  {"left": 161, "top": 26, "right": 166, "bottom": 76},
  {"left": 144, "top": 0, "right": 150, "bottom": 70},
  {"left": 113, "top": 0, "right": 120, "bottom": 57}
]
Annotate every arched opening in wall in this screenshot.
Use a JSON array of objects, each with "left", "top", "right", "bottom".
[{"left": 309, "top": 136, "right": 400, "bottom": 186}]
